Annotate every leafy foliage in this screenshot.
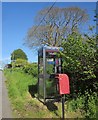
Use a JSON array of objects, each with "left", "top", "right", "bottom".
[
  {"left": 11, "top": 49, "right": 28, "bottom": 61},
  {"left": 11, "top": 58, "right": 38, "bottom": 77},
  {"left": 23, "top": 62, "right": 38, "bottom": 77},
  {"left": 12, "top": 59, "right": 28, "bottom": 68},
  {"left": 60, "top": 32, "right": 98, "bottom": 118},
  {"left": 67, "top": 91, "right": 98, "bottom": 118},
  {"left": 61, "top": 32, "right": 97, "bottom": 94}
]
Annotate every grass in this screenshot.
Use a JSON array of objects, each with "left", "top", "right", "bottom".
[
  {"left": 4, "top": 69, "right": 84, "bottom": 118},
  {"left": 4, "top": 70, "right": 61, "bottom": 118}
]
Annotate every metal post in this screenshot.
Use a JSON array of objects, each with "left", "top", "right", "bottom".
[
  {"left": 43, "top": 48, "right": 46, "bottom": 103},
  {"left": 61, "top": 95, "right": 65, "bottom": 120},
  {"left": 38, "top": 52, "right": 39, "bottom": 100}
]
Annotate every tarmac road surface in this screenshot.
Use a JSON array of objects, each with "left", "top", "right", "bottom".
[
  {"left": 0, "top": 70, "right": 13, "bottom": 118},
  {"left": 0, "top": 71, "right": 2, "bottom": 119}
]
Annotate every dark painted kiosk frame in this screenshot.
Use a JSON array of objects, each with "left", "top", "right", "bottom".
[{"left": 38, "top": 46, "right": 63, "bottom": 103}]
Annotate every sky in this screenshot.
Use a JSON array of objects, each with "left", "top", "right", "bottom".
[{"left": 1, "top": 1, "right": 97, "bottom": 68}]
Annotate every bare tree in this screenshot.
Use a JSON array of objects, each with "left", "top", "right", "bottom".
[{"left": 25, "top": 6, "right": 88, "bottom": 48}]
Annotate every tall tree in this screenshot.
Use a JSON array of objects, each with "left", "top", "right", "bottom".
[
  {"left": 11, "top": 49, "right": 28, "bottom": 61},
  {"left": 25, "top": 6, "right": 88, "bottom": 48}
]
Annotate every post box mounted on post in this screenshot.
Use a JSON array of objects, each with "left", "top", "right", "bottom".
[
  {"left": 38, "top": 46, "right": 70, "bottom": 119},
  {"left": 55, "top": 74, "right": 70, "bottom": 119}
]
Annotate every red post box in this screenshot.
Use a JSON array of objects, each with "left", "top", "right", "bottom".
[{"left": 55, "top": 74, "right": 70, "bottom": 95}]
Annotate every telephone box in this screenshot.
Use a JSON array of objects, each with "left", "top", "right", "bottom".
[{"left": 38, "top": 46, "right": 70, "bottom": 103}]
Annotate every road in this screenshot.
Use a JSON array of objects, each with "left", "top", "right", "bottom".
[
  {"left": 0, "top": 70, "right": 13, "bottom": 118},
  {"left": 0, "top": 71, "right": 2, "bottom": 119}
]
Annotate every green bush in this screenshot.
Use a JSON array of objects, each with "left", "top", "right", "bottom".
[
  {"left": 84, "top": 91, "right": 98, "bottom": 118},
  {"left": 12, "top": 59, "right": 28, "bottom": 68},
  {"left": 67, "top": 91, "right": 98, "bottom": 118},
  {"left": 11, "top": 59, "right": 38, "bottom": 77},
  {"left": 60, "top": 32, "right": 97, "bottom": 118},
  {"left": 67, "top": 93, "right": 85, "bottom": 112},
  {"left": 23, "top": 63, "right": 38, "bottom": 77}
]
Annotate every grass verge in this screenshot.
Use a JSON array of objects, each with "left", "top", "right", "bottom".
[
  {"left": 4, "top": 70, "right": 61, "bottom": 118},
  {"left": 4, "top": 69, "right": 84, "bottom": 118}
]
